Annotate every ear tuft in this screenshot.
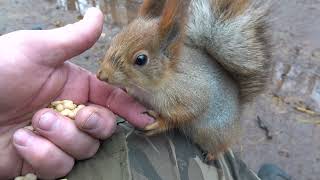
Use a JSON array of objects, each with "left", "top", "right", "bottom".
[
  {"left": 158, "top": 0, "right": 190, "bottom": 56},
  {"left": 139, "top": 0, "right": 166, "bottom": 18}
]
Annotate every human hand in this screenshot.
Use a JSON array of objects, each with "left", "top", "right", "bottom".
[{"left": 0, "top": 8, "right": 154, "bottom": 179}]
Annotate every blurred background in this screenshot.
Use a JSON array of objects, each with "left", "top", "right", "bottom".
[{"left": 1, "top": 0, "right": 319, "bottom": 179}]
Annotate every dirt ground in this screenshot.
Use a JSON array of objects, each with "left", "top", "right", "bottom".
[{"left": 1, "top": 0, "right": 319, "bottom": 179}]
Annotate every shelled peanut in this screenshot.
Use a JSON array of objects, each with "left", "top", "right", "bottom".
[
  {"left": 49, "top": 100, "right": 85, "bottom": 119},
  {"left": 24, "top": 125, "right": 34, "bottom": 131},
  {"left": 23, "top": 100, "right": 84, "bottom": 131},
  {"left": 14, "top": 173, "right": 37, "bottom": 180},
  {"left": 14, "top": 173, "right": 67, "bottom": 180}
]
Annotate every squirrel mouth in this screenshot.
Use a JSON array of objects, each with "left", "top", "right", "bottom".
[
  {"left": 119, "top": 86, "right": 128, "bottom": 93},
  {"left": 122, "top": 88, "right": 128, "bottom": 93}
]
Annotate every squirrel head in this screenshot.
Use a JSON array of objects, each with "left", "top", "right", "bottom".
[{"left": 97, "top": 0, "right": 189, "bottom": 93}]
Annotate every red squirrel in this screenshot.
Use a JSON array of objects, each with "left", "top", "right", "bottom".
[{"left": 97, "top": 0, "right": 270, "bottom": 160}]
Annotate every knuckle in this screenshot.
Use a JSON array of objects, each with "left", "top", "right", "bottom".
[
  {"left": 31, "top": 144, "right": 55, "bottom": 167},
  {"left": 52, "top": 161, "right": 74, "bottom": 179},
  {"left": 38, "top": 159, "right": 74, "bottom": 180},
  {"left": 0, "top": 159, "right": 20, "bottom": 179},
  {"left": 75, "top": 106, "right": 92, "bottom": 123},
  {"left": 106, "top": 88, "right": 125, "bottom": 108},
  {"left": 101, "top": 118, "right": 116, "bottom": 139},
  {"left": 76, "top": 140, "right": 100, "bottom": 160},
  {"left": 32, "top": 146, "right": 74, "bottom": 179}
]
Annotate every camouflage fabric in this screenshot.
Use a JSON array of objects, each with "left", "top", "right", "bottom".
[{"left": 65, "top": 121, "right": 260, "bottom": 180}]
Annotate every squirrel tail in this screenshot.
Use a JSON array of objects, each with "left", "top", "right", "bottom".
[{"left": 187, "top": 0, "right": 272, "bottom": 102}]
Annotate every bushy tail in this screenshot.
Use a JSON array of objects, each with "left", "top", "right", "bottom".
[{"left": 187, "top": 0, "right": 272, "bottom": 102}]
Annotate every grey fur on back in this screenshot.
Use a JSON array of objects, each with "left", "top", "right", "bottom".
[{"left": 186, "top": 0, "right": 271, "bottom": 102}]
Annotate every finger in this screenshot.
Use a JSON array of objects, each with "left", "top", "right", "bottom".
[
  {"left": 89, "top": 75, "right": 155, "bottom": 129},
  {"left": 5, "top": 7, "right": 103, "bottom": 67},
  {"left": 75, "top": 104, "right": 116, "bottom": 139},
  {"left": 52, "top": 62, "right": 90, "bottom": 104},
  {"left": 32, "top": 109, "right": 100, "bottom": 160},
  {"left": 13, "top": 129, "right": 74, "bottom": 179}
]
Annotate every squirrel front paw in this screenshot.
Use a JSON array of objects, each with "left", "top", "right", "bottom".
[
  {"left": 203, "top": 152, "right": 216, "bottom": 163},
  {"left": 143, "top": 110, "right": 167, "bottom": 136}
]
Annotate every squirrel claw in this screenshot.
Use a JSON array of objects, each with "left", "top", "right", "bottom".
[
  {"left": 143, "top": 110, "right": 167, "bottom": 136},
  {"left": 202, "top": 151, "right": 216, "bottom": 163},
  {"left": 143, "top": 110, "right": 159, "bottom": 119},
  {"left": 204, "top": 152, "right": 216, "bottom": 163},
  {"left": 144, "top": 121, "right": 167, "bottom": 136},
  {"left": 145, "top": 129, "right": 162, "bottom": 136},
  {"left": 143, "top": 110, "right": 161, "bottom": 131},
  {"left": 144, "top": 121, "right": 160, "bottom": 131}
]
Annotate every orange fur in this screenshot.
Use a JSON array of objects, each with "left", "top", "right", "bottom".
[
  {"left": 159, "top": 0, "right": 180, "bottom": 35},
  {"left": 139, "top": 0, "right": 166, "bottom": 17},
  {"left": 98, "top": 0, "right": 270, "bottom": 160},
  {"left": 159, "top": 0, "right": 190, "bottom": 69},
  {"left": 164, "top": 103, "right": 199, "bottom": 126},
  {"left": 138, "top": 0, "right": 190, "bottom": 72}
]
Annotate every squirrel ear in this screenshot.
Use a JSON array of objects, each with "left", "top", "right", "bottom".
[
  {"left": 158, "top": 0, "right": 190, "bottom": 55},
  {"left": 138, "top": 0, "right": 166, "bottom": 18}
]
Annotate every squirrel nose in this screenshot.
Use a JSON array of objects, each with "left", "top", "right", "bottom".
[{"left": 96, "top": 69, "right": 109, "bottom": 82}]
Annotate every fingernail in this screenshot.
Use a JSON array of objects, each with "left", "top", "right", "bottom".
[
  {"left": 13, "top": 129, "right": 32, "bottom": 146},
  {"left": 83, "top": 112, "right": 100, "bottom": 130},
  {"left": 84, "top": 7, "right": 99, "bottom": 19},
  {"left": 142, "top": 112, "right": 155, "bottom": 124},
  {"left": 38, "top": 112, "right": 57, "bottom": 131},
  {"left": 147, "top": 117, "right": 155, "bottom": 124}
]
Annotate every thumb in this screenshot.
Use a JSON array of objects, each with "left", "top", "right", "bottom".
[{"left": 3, "top": 7, "right": 104, "bottom": 67}]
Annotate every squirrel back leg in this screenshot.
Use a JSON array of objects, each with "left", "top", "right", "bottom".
[
  {"left": 178, "top": 65, "right": 241, "bottom": 161},
  {"left": 181, "top": 116, "right": 241, "bottom": 161}
]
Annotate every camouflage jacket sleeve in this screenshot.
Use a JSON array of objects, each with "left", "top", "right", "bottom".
[{"left": 65, "top": 122, "right": 260, "bottom": 180}]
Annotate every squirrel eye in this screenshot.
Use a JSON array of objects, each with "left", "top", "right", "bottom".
[{"left": 135, "top": 54, "right": 148, "bottom": 66}]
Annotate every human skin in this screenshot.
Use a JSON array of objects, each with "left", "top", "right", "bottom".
[{"left": 0, "top": 8, "right": 154, "bottom": 179}]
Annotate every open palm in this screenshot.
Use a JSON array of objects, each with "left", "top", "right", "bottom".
[{"left": 0, "top": 8, "right": 153, "bottom": 179}]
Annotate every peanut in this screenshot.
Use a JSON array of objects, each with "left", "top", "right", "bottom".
[
  {"left": 60, "top": 109, "right": 73, "bottom": 117},
  {"left": 62, "top": 100, "right": 73, "bottom": 104},
  {"left": 14, "top": 173, "right": 68, "bottom": 180},
  {"left": 14, "top": 173, "right": 37, "bottom": 180},
  {"left": 24, "top": 126, "right": 34, "bottom": 131},
  {"left": 56, "top": 104, "right": 64, "bottom": 112},
  {"left": 73, "top": 104, "right": 85, "bottom": 115},
  {"left": 67, "top": 111, "right": 76, "bottom": 119},
  {"left": 24, "top": 173, "right": 37, "bottom": 180},
  {"left": 63, "top": 100, "right": 76, "bottom": 110},
  {"left": 14, "top": 176, "right": 24, "bottom": 180},
  {"left": 49, "top": 100, "right": 86, "bottom": 120},
  {"left": 51, "top": 100, "right": 63, "bottom": 106}
]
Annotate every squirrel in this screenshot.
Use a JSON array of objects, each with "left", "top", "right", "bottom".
[{"left": 97, "top": 0, "right": 271, "bottom": 160}]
